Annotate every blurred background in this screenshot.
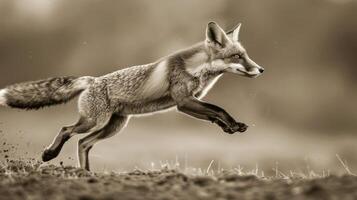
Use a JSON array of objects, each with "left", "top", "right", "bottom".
[{"left": 0, "top": 0, "right": 356, "bottom": 175}]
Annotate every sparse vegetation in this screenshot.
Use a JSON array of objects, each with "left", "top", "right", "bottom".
[{"left": 0, "top": 159, "right": 356, "bottom": 200}]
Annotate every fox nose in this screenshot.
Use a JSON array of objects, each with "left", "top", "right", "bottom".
[{"left": 259, "top": 68, "right": 264, "bottom": 73}]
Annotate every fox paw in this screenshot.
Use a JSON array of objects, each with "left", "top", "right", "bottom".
[
  {"left": 235, "top": 122, "right": 248, "bottom": 133},
  {"left": 224, "top": 122, "right": 248, "bottom": 134},
  {"left": 222, "top": 126, "right": 236, "bottom": 134},
  {"left": 42, "top": 149, "right": 59, "bottom": 162}
]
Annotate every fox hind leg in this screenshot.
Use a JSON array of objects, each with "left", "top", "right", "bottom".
[
  {"left": 41, "top": 114, "right": 112, "bottom": 162},
  {"left": 77, "top": 114, "right": 128, "bottom": 171},
  {"left": 42, "top": 116, "right": 96, "bottom": 162},
  {"left": 42, "top": 84, "right": 115, "bottom": 163},
  {"left": 42, "top": 106, "right": 112, "bottom": 162}
]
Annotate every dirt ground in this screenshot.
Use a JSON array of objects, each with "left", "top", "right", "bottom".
[{"left": 0, "top": 160, "right": 356, "bottom": 200}]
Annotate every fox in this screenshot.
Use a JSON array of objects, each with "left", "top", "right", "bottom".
[{"left": 0, "top": 22, "right": 264, "bottom": 171}]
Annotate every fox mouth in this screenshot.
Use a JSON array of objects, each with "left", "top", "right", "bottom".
[
  {"left": 246, "top": 74, "right": 260, "bottom": 78},
  {"left": 244, "top": 73, "right": 260, "bottom": 78},
  {"left": 235, "top": 69, "right": 260, "bottom": 78}
]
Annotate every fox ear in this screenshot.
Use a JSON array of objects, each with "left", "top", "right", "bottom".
[
  {"left": 232, "top": 23, "right": 242, "bottom": 42},
  {"left": 206, "top": 22, "right": 229, "bottom": 47}
]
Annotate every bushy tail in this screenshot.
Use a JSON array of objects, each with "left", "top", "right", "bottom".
[{"left": 0, "top": 76, "right": 94, "bottom": 109}]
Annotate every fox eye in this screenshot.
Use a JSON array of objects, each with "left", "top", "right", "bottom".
[{"left": 231, "top": 54, "right": 242, "bottom": 59}]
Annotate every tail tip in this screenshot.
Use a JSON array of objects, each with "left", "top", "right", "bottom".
[{"left": 0, "top": 89, "right": 7, "bottom": 106}]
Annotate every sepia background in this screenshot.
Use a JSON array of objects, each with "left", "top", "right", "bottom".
[{"left": 0, "top": 0, "right": 356, "bottom": 175}]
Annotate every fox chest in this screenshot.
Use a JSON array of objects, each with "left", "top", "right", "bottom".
[{"left": 187, "top": 71, "right": 222, "bottom": 98}]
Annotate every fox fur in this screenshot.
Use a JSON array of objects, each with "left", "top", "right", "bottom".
[
  {"left": 0, "top": 76, "right": 93, "bottom": 109},
  {"left": 0, "top": 22, "right": 264, "bottom": 171}
]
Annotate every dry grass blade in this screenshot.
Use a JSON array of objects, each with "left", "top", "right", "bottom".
[
  {"left": 336, "top": 154, "right": 356, "bottom": 176},
  {"left": 206, "top": 160, "right": 214, "bottom": 175}
]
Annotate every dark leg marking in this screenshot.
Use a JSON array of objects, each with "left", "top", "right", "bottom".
[
  {"left": 177, "top": 97, "right": 248, "bottom": 134},
  {"left": 42, "top": 117, "right": 98, "bottom": 162}
]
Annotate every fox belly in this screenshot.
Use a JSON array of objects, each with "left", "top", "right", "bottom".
[{"left": 120, "top": 95, "right": 176, "bottom": 115}]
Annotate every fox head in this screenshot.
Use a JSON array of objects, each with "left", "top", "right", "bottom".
[{"left": 205, "top": 22, "right": 264, "bottom": 78}]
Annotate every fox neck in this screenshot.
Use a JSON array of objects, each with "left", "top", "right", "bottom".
[
  {"left": 174, "top": 42, "right": 224, "bottom": 78},
  {"left": 171, "top": 42, "right": 225, "bottom": 98}
]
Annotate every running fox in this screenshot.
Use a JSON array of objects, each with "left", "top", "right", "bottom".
[{"left": 0, "top": 22, "right": 264, "bottom": 171}]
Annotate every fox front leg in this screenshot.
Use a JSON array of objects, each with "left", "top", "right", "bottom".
[{"left": 177, "top": 97, "right": 248, "bottom": 134}]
